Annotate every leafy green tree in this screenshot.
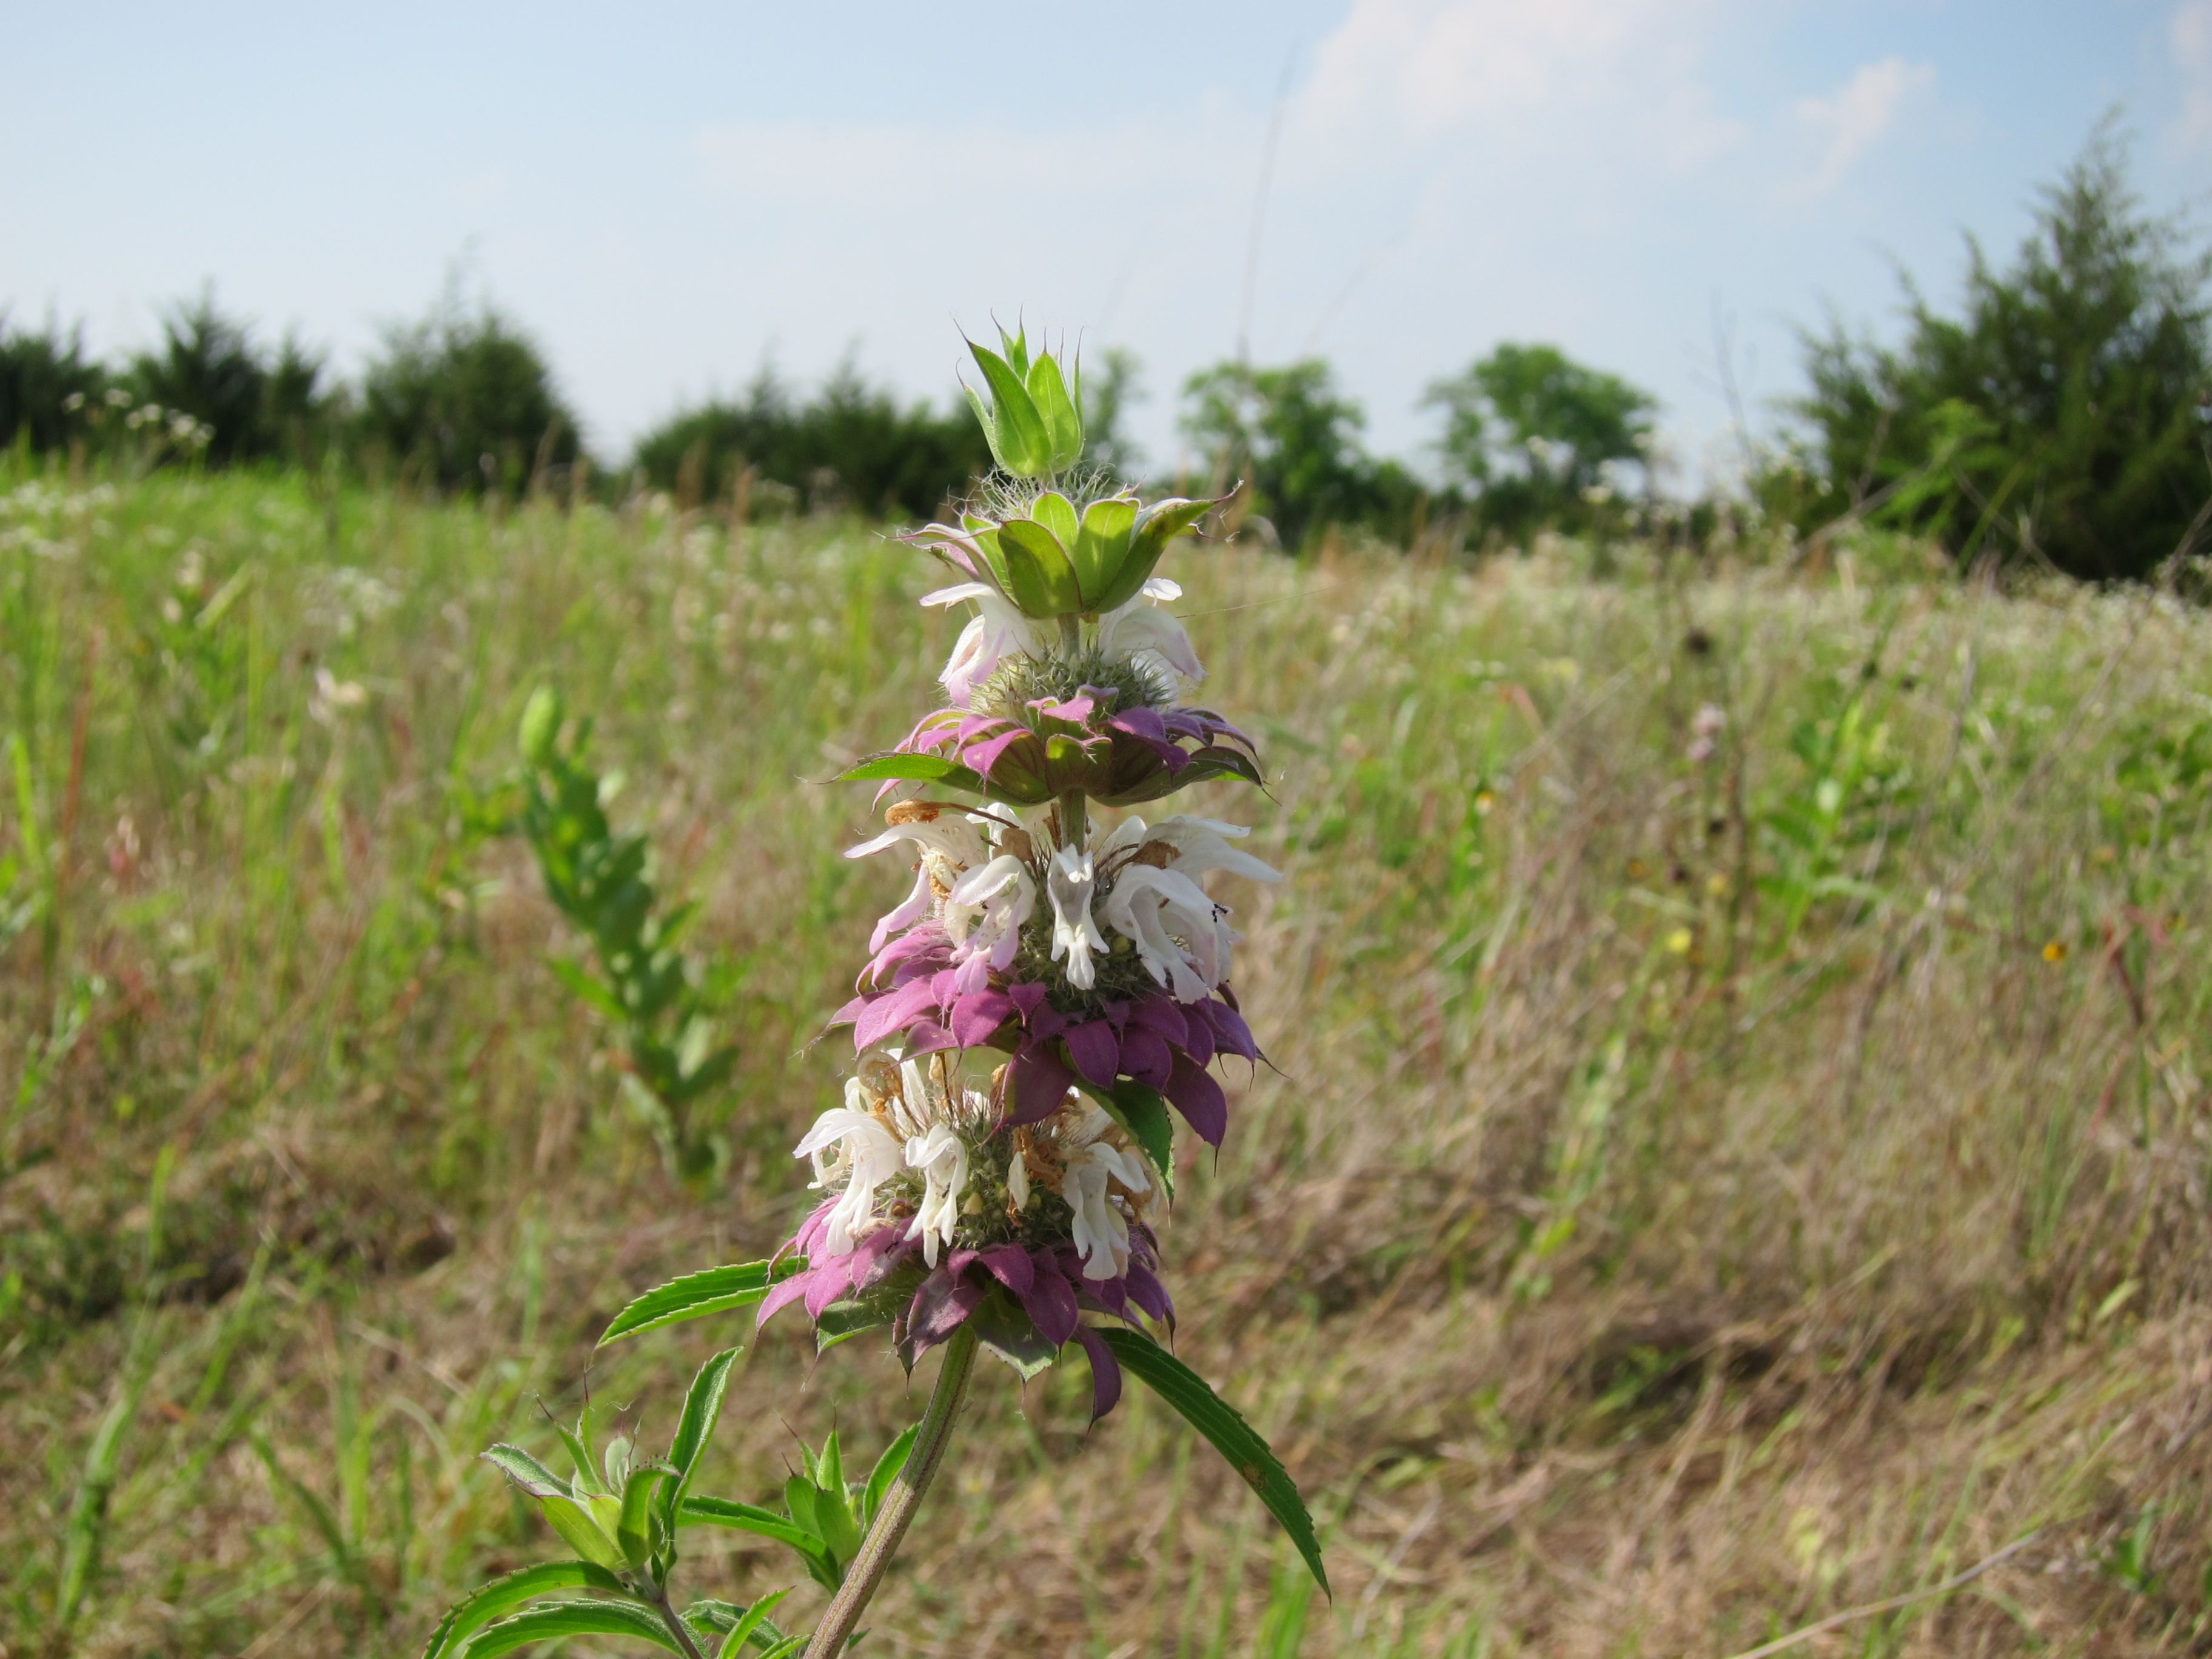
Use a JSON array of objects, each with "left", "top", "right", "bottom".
[
  {"left": 130, "top": 294, "right": 275, "bottom": 464},
  {"left": 1788, "top": 124, "right": 2211, "bottom": 580},
  {"left": 0, "top": 313, "right": 106, "bottom": 452},
  {"left": 1181, "top": 358, "right": 1416, "bottom": 549},
  {"left": 1424, "top": 342, "right": 1655, "bottom": 538},
  {"left": 632, "top": 361, "right": 988, "bottom": 519},
  {"left": 358, "top": 298, "right": 580, "bottom": 492}
]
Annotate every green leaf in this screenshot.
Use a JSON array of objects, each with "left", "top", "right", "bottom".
[
  {"left": 969, "top": 1285, "right": 1058, "bottom": 1378},
  {"left": 861, "top": 1426, "right": 917, "bottom": 1527},
  {"left": 1030, "top": 491, "right": 1080, "bottom": 553},
  {"left": 598, "top": 1260, "right": 796, "bottom": 1346},
  {"left": 616, "top": 1466, "right": 673, "bottom": 1574},
  {"left": 1083, "top": 1080, "right": 1176, "bottom": 1199},
  {"left": 1071, "top": 496, "right": 1139, "bottom": 609},
  {"left": 457, "top": 1599, "right": 679, "bottom": 1657},
  {"left": 662, "top": 1348, "right": 740, "bottom": 1526},
  {"left": 968, "top": 340, "right": 1052, "bottom": 476},
  {"left": 711, "top": 1589, "right": 793, "bottom": 1659},
  {"left": 677, "top": 1496, "right": 830, "bottom": 1564},
  {"left": 814, "top": 1297, "right": 895, "bottom": 1349},
  {"left": 1096, "top": 1329, "right": 1328, "bottom": 1596},
  {"left": 518, "top": 686, "right": 563, "bottom": 766},
  {"left": 757, "top": 1639, "right": 807, "bottom": 1659},
  {"left": 833, "top": 754, "right": 989, "bottom": 794},
  {"left": 1025, "top": 353, "right": 1084, "bottom": 471},
  {"left": 994, "top": 518, "right": 1082, "bottom": 616},
  {"left": 420, "top": 1562, "right": 628, "bottom": 1659},
  {"left": 482, "top": 1444, "right": 568, "bottom": 1500},
  {"left": 550, "top": 1419, "right": 608, "bottom": 1496},
  {"left": 1096, "top": 497, "right": 1214, "bottom": 612},
  {"left": 535, "top": 1492, "right": 628, "bottom": 1574}
]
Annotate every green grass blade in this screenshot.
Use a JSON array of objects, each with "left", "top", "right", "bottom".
[{"left": 1096, "top": 1329, "right": 1328, "bottom": 1596}]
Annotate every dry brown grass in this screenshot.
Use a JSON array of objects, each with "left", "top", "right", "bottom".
[{"left": 2, "top": 468, "right": 2208, "bottom": 1657}]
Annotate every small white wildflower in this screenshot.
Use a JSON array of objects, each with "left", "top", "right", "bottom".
[{"left": 1047, "top": 843, "right": 1108, "bottom": 990}]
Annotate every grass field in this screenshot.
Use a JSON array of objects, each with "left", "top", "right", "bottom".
[{"left": 3, "top": 460, "right": 2210, "bottom": 1658}]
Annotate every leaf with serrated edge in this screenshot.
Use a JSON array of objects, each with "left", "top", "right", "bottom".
[
  {"left": 420, "top": 1562, "right": 628, "bottom": 1659},
  {"left": 598, "top": 1261, "right": 794, "bottom": 1347},
  {"left": 456, "top": 1600, "right": 679, "bottom": 1657},
  {"left": 662, "top": 1348, "right": 740, "bottom": 1526},
  {"left": 1096, "top": 1329, "right": 1328, "bottom": 1595}
]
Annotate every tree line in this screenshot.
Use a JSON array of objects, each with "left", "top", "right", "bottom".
[{"left": 3, "top": 130, "right": 2205, "bottom": 582}]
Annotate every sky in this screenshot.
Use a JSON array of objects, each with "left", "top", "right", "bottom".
[{"left": 4, "top": 2, "right": 2207, "bottom": 484}]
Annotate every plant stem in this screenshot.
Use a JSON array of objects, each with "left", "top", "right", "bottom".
[
  {"left": 1060, "top": 789, "right": 1088, "bottom": 853},
  {"left": 649, "top": 1584, "right": 709, "bottom": 1659},
  {"left": 802, "top": 1327, "right": 979, "bottom": 1657}
]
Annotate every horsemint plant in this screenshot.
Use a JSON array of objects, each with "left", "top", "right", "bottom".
[{"left": 421, "top": 327, "right": 1323, "bottom": 1658}]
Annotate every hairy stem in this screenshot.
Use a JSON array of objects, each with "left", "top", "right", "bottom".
[
  {"left": 649, "top": 1585, "right": 709, "bottom": 1659},
  {"left": 1059, "top": 789, "right": 1088, "bottom": 853},
  {"left": 802, "top": 1327, "right": 979, "bottom": 1657}
]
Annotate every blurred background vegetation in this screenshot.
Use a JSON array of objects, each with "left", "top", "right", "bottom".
[{"left": 6, "top": 131, "right": 2207, "bottom": 583}]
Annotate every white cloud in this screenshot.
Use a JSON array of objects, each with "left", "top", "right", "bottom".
[
  {"left": 1288, "top": 0, "right": 1745, "bottom": 190},
  {"left": 1791, "top": 56, "right": 1935, "bottom": 198},
  {"left": 2176, "top": 1, "right": 2212, "bottom": 148}
]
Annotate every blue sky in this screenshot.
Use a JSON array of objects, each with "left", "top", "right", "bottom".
[{"left": 5, "top": 2, "right": 2206, "bottom": 483}]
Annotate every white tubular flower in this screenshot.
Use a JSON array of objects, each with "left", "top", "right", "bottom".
[
  {"left": 1007, "top": 1138, "right": 1031, "bottom": 1210},
  {"left": 1061, "top": 1110, "right": 1151, "bottom": 1279},
  {"left": 846, "top": 808, "right": 991, "bottom": 950},
  {"left": 925, "top": 583, "right": 1044, "bottom": 706},
  {"left": 1097, "top": 577, "right": 1205, "bottom": 686},
  {"left": 903, "top": 1122, "right": 968, "bottom": 1267},
  {"left": 1047, "top": 844, "right": 1109, "bottom": 990},
  {"left": 1098, "top": 864, "right": 1227, "bottom": 1001},
  {"left": 793, "top": 1098, "right": 907, "bottom": 1257},
  {"left": 945, "top": 853, "right": 1035, "bottom": 967},
  {"left": 1138, "top": 814, "right": 1281, "bottom": 884}
]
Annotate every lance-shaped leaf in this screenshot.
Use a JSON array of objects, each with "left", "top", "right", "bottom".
[
  {"left": 660, "top": 1347, "right": 740, "bottom": 1529},
  {"left": 1025, "top": 353, "right": 1084, "bottom": 473},
  {"left": 419, "top": 1561, "right": 629, "bottom": 1659},
  {"left": 485, "top": 1446, "right": 629, "bottom": 1574},
  {"left": 860, "top": 1425, "right": 918, "bottom": 1527},
  {"left": 834, "top": 753, "right": 990, "bottom": 795},
  {"left": 967, "top": 338, "right": 1054, "bottom": 477},
  {"left": 1095, "top": 1329, "right": 1329, "bottom": 1595},
  {"left": 677, "top": 1495, "right": 833, "bottom": 1570},
  {"left": 457, "top": 1600, "right": 680, "bottom": 1657},
  {"left": 709, "top": 1589, "right": 794, "bottom": 1659},
  {"left": 598, "top": 1260, "right": 796, "bottom": 1347},
  {"left": 1094, "top": 498, "right": 1216, "bottom": 614},
  {"left": 615, "top": 1463, "right": 676, "bottom": 1577}
]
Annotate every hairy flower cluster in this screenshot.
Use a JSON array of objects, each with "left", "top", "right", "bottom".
[{"left": 771, "top": 382, "right": 1271, "bottom": 1416}]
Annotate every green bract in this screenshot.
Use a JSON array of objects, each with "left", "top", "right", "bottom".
[
  {"left": 963, "top": 326, "right": 1083, "bottom": 478},
  {"left": 914, "top": 494, "right": 1216, "bottom": 622}
]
